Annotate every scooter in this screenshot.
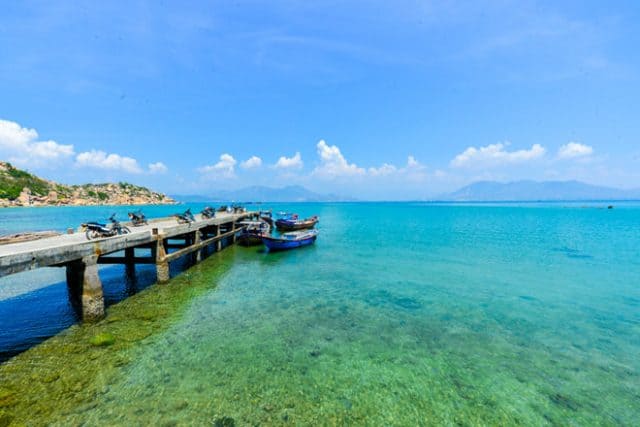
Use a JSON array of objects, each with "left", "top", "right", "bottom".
[
  {"left": 128, "top": 210, "right": 148, "bottom": 226},
  {"left": 174, "top": 208, "right": 195, "bottom": 224},
  {"left": 201, "top": 206, "right": 216, "bottom": 219},
  {"left": 82, "top": 214, "right": 131, "bottom": 240}
]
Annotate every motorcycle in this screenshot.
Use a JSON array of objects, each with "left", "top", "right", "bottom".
[
  {"left": 128, "top": 210, "right": 148, "bottom": 226},
  {"left": 82, "top": 214, "right": 131, "bottom": 240},
  {"left": 174, "top": 208, "right": 195, "bottom": 224},
  {"left": 201, "top": 206, "right": 216, "bottom": 219}
]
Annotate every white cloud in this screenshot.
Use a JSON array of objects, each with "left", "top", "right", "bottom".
[
  {"left": 198, "top": 153, "right": 237, "bottom": 178},
  {"left": 369, "top": 155, "right": 426, "bottom": 178},
  {"left": 368, "top": 163, "right": 397, "bottom": 176},
  {"left": 433, "top": 169, "right": 447, "bottom": 179},
  {"left": 451, "top": 142, "right": 546, "bottom": 168},
  {"left": 313, "top": 140, "right": 365, "bottom": 178},
  {"left": 148, "top": 162, "right": 168, "bottom": 174},
  {"left": 558, "top": 142, "right": 593, "bottom": 159},
  {"left": 403, "top": 155, "right": 427, "bottom": 179},
  {"left": 274, "top": 152, "right": 303, "bottom": 169},
  {"left": 405, "top": 155, "right": 427, "bottom": 171},
  {"left": 75, "top": 150, "right": 143, "bottom": 173},
  {"left": 0, "top": 119, "right": 75, "bottom": 166},
  {"left": 27, "top": 140, "right": 75, "bottom": 160},
  {"left": 240, "top": 155, "right": 262, "bottom": 169}
]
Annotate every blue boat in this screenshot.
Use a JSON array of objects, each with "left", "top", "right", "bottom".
[
  {"left": 261, "top": 229, "right": 319, "bottom": 251},
  {"left": 275, "top": 215, "right": 319, "bottom": 231}
]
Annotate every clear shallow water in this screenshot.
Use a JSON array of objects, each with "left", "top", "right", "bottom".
[
  {"left": 0, "top": 203, "right": 238, "bottom": 361},
  {"left": 1, "top": 203, "right": 639, "bottom": 425}
]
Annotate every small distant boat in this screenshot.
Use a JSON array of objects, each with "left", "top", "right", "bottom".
[
  {"left": 275, "top": 215, "right": 319, "bottom": 231},
  {"left": 262, "top": 229, "right": 318, "bottom": 251},
  {"left": 237, "top": 220, "right": 270, "bottom": 246}
]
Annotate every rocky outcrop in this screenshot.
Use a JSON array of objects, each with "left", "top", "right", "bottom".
[{"left": 0, "top": 161, "right": 176, "bottom": 207}]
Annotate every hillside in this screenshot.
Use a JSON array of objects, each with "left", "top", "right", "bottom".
[
  {"left": 443, "top": 180, "right": 640, "bottom": 201},
  {"left": 0, "top": 161, "right": 175, "bottom": 207}
]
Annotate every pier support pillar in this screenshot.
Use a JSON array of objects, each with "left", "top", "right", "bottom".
[
  {"left": 232, "top": 221, "right": 237, "bottom": 244},
  {"left": 66, "top": 255, "right": 104, "bottom": 322},
  {"left": 124, "top": 247, "right": 135, "bottom": 278},
  {"left": 155, "top": 234, "right": 170, "bottom": 283},
  {"left": 193, "top": 231, "right": 202, "bottom": 263},
  {"left": 215, "top": 226, "right": 222, "bottom": 252}
]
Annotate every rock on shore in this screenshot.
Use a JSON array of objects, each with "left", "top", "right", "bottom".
[{"left": 0, "top": 161, "right": 175, "bottom": 207}]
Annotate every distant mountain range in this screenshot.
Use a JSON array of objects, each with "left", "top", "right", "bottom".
[
  {"left": 172, "top": 185, "right": 354, "bottom": 203},
  {"left": 172, "top": 181, "right": 640, "bottom": 203},
  {"left": 442, "top": 180, "right": 640, "bottom": 201}
]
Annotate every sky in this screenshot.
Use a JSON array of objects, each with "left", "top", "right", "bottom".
[{"left": 1, "top": 0, "right": 639, "bottom": 200}]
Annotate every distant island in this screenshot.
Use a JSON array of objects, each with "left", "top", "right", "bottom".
[
  {"left": 172, "top": 185, "right": 354, "bottom": 203},
  {"left": 0, "top": 161, "right": 175, "bottom": 207},
  {"left": 442, "top": 180, "right": 640, "bottom": 202}
]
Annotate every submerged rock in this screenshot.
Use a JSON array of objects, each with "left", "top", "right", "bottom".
[
  {"left": 213, "top": 416, "right": 235, "bottom": 427},
  {"left": 0, "top": 414, "right": 15, "bottom": 427},
  {"left": 0, "top": 389, "right": 16, "bottom": 408},
  {"left": 90, "top": 332, "right": 116, "bottom": 347},
  {"left": 341, "top": 398, "right": 353, "bottom": 410},
  {"left": 137, "top": 310, "right": 157, "bottom": 321},
  {"left": 393, "top": 297, "right": 422, "bottom": 310},
  {"left": 42, "top": 372, "right": 60, "bottom": 383},
  {"left": 174, "top": 400, "right": 188, "bottom": 410},
  {"left": 549, "top": 393, "right": 581, "bottom": 411}
]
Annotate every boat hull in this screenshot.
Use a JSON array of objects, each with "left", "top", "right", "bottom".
[
  {"left": 237, "top": 220, "right": 271, "bottom": 246},
  {"left": 261, "top": 234, "right": 317, "bottom": 251},
  {"left": 274, "top": 217, "right": 319, "bottom": 231}
]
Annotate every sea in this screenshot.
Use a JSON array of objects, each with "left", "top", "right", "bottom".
[{"left": 0, "top": 202, "right": 639, "bottom": 425}]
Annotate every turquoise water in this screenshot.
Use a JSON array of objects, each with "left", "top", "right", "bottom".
[{"left": 1, "top": 203, "right": 639, "bottom": 425}]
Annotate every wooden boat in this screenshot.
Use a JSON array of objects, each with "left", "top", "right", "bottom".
[
  {"left": 259, "top": 210, "right": 274, "bottom": 226},
  {"left": 274, "top": 215, "right": 319, "bottom": 231},
  {"left": 261, "top": 229, "right": 318, "bottom": 251},
  {"left": 237, "top": 220, "right": 270, "bottom": 246}
]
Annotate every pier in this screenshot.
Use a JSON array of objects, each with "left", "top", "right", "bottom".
[{"left": 0, "top": 211, "right": 257, "bottom": 321}]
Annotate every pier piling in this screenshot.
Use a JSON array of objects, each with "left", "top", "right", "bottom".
[
  {"left": 65, "top": 255, "right": 105, "bottom": 321},
  {"left": 193, "top": 231, "right": 202, "bottom": 263},
  {"left": 155, "top": 233, "right": 170, "bottom": 284}
]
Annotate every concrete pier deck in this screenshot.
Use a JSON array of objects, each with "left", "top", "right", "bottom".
[{"left": 0, "top": 211, "right": 257, "bottom": 321}]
